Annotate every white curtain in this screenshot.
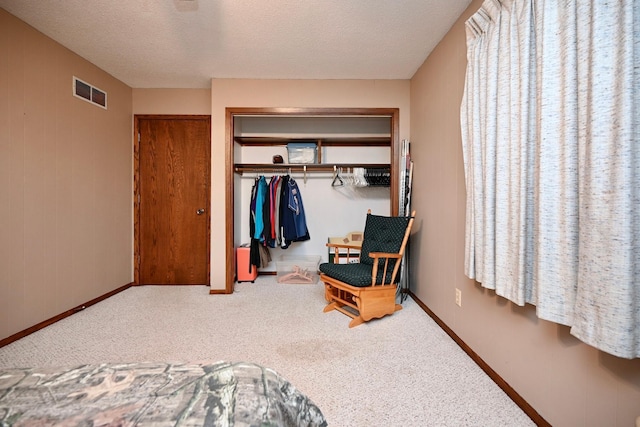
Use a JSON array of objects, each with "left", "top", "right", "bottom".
[{"left": 461, "top": 0, "right": 640, "bottom": 359}]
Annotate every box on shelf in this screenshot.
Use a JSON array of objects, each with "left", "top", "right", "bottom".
[
  {"left": 287, "top": 142, "right": 317, "bottom": 164},
  {"left": 276, "top": 255, "right": 321, "bottom": 284},
  {"left": 328, "top": 231, "right": 363, "bottom": 264}
]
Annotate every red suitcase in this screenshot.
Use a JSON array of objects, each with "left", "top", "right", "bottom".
[{"left": 236, "top": 245, "right": 257, "bottom": 283}]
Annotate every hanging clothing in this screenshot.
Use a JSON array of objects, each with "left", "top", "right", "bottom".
[
  {"left": 281, "top": 176, "right": 310, "bottom": 247},
  {"left": 249, "top": 176, "right": 271, "bottom": 269},
  {"left": 248, "top": 174, "right": 309, "bottom": 268},
  {"left": 272, "top": 176, "right": 283, "bottom": 246},
  {"left": 279, "top": 175, "right": 290, "bottom": 249},
  {"left": 262, "top": 178, "right": 271, "bottom": 244},
  {"left": 249, "top": 178, "right": 260, "bottom": 270},
  {"left": 265, "top": 176, "right": 281, "bottom": 248},
  {"left": 252, "top": 176, "right": 268, "bottom": 242}
]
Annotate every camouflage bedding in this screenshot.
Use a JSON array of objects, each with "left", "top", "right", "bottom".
[{"left": 0, "top": 361, "right": 327, "bottom": 427}]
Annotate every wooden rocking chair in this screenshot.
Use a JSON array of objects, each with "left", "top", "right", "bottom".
[{"left": 319, "top": 210, "right": 415, "bottom": 327}]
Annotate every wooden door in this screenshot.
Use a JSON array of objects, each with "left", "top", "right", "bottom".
[{"left": 136, "top": 116, "right": 210, "bottom": 285}]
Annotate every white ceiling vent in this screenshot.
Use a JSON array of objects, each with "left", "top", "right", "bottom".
[{"left": 73, "top": 76, "right": 107, "bottom": 109}]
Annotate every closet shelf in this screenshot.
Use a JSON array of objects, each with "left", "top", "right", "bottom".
[
  {"left": 234, "top": 137, "right": 391, "bottom": 147},
  {"left": 234, "top": 163, "right": 390, "bottom": 174}
]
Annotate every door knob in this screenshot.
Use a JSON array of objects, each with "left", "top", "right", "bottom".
[{"left": 196, "top": 208, "right": 205, "bottom": 215}]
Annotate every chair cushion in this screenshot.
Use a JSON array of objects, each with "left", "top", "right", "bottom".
[
  {"left": 319, "top": 262, "right": 398, "bottom": 287},
  {"left": 359, "top": 214, "right": 411, "bottom": 267}
]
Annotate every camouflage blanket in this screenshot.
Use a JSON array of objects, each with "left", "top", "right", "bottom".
[{"left": 0, "top": 361, "right": 327, "bottom": 427}]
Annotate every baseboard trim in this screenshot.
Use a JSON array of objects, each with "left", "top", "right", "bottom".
[
  {"left": 0, "top": 282, "right": 134, "bottom": 348},
  {"left": 409, "top": 291, "right": 551, "bottom": 427}
]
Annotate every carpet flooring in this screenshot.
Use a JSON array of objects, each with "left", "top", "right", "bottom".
[{"left": 0, "top": 276, "right": 535, "bottom": 426}]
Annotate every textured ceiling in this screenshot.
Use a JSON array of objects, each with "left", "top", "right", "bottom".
[{"left": 0, "top": 0, "right": 472, "bottom": 88}]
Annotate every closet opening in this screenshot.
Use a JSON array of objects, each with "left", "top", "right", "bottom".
[{"left": 224, "top": 107, "right": 400, "bottom": 292}]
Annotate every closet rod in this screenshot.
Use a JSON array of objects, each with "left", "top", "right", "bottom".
[{"left": 233, "top": 163, "right": 390, "bottom": 174}]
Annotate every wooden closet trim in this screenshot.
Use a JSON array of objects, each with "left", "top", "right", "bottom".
[{"left": 222, "top": 107, "right": 400, "bottom": 293}]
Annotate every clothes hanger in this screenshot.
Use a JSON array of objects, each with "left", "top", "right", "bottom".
[{"left": 331, "top": 165, "right": 344, "bottom": 187}]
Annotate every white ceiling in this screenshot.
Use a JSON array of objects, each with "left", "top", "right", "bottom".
[{"left": 0, "top": 0, "right": 472, "bottom": 89}]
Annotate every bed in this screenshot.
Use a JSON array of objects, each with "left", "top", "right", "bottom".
[{"left": 0, "top": 361, "right": 327, "bottom": 426}]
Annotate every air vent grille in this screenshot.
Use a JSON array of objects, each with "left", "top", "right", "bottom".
[{"left": 73, "top": 76, "right": 107, "bottom": 109}]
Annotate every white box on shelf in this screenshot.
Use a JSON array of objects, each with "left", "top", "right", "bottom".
[
  {"left": 287, "top": 142, "right": 317, "bottom": 164},
  {"left": 276, "top": 255, "right": 321, "bottom": 284}
]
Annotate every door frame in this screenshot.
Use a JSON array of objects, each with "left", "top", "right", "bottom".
[{"left": 133, "top": 114, "right": 212, "bottom": 285}]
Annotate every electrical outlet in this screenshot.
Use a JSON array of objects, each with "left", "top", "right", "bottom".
[{"left": 455, "top": 288, "right": 462, "bottom": 307}]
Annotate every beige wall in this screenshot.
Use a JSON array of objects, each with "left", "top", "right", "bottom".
[
  {"left": 409, "top": 1, "right": 640, "bottom": 425},
  {"left": 0, "top": 9, "right": 133, "bottom": 340},
  {"left": 132, "top": 88, "right": 211, "bottom": 115},
  {"left": 209, "top": 79, "right": 410, "bottom": 289}
]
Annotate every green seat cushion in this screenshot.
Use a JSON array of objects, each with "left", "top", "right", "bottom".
[{"left": 319, "top": 262, "right": 398, "bottom": 287}]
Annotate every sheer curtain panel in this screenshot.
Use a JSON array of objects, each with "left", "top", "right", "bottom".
[{"left": 461, "top": 0, "right": 640, "bottom": 359}]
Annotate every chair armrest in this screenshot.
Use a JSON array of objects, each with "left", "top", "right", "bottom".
[
  {"left": 326, "top": 242, "right": 361, "bottom": 250},
  {"left": 368, "top": 252, "right": 402, "bottom": 260}
]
